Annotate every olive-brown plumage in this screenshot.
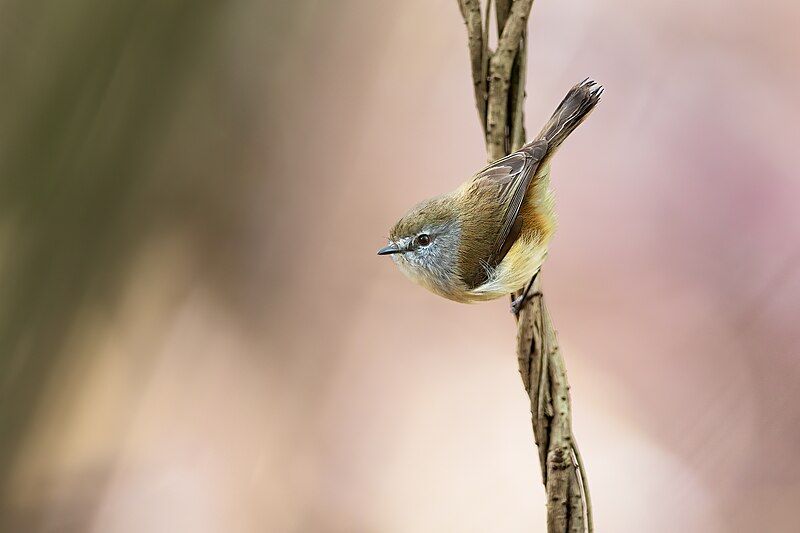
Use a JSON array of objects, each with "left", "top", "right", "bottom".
[{"left": 379, "top": 79, "right": 603, "bottom": 303}]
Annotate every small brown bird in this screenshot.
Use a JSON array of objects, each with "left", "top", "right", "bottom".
[{"left": 378, "top": 79, "right": 602, "bottom": 310}]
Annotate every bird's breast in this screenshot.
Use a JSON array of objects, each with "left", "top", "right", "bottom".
[{"left": 465, "top": 237, "right": 548, "bottom": 302}]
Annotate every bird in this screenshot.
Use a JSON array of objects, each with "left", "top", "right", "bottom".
[{"left": 378, "top": 78, "right": 602, "bottom": 312}]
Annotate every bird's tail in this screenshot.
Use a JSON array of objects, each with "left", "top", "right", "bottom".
[{"left": 537, "top": 78, "right": 603, "bottom": 150}]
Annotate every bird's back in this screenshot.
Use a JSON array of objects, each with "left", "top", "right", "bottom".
[{"left": 460, "top": 163, "right": 555, "bottom": 301}]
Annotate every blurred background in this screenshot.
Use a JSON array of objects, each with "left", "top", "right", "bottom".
[{"left": 1, "top": 0, "right": 799, "bottom": 531}]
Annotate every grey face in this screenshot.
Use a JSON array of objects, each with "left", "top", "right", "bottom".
[{"left": 378, "top": 219, "right": 462, "bottom": 294}]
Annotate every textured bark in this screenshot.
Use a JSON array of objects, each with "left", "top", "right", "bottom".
[
  {"left": 456, "top": 2, "right": 593, "bottom": 531},
  {"left": 459, "top": 0, "right": 488, "bottom": 134},
  {"left": 485, "top": 0, "right": 533, "bottom": 160}
]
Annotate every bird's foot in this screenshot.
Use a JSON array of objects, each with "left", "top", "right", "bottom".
[{"left": 510, "top": 291, "right": 542, "bottom": 316}]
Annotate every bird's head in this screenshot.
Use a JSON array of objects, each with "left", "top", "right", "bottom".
[{"left": 378, "top": 195, "right": 462, "bottom": 296}]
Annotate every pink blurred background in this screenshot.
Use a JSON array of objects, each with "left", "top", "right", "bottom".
[{"left": 1, "top": 0, "right": 799, "bottom": 531}]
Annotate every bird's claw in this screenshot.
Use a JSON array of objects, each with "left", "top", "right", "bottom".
[{"left": 510, "top": 291, "right": 542, "bottom": 316}]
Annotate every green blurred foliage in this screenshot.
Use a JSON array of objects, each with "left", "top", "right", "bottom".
[{"left": 0, "top": 0, "right": 235, "bottom": 485}]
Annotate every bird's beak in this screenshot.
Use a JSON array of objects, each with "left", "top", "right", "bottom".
[{"left": 377, "top": 242, "right": 403, "bottom": 256}]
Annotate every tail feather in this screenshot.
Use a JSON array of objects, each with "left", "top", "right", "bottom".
[{"left": 537, "top": 78, "right": 603, "bottom": 150}]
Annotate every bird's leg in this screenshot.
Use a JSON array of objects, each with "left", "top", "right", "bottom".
[{"left": 510, "top": 270, "right": 542, "bottom": 315}]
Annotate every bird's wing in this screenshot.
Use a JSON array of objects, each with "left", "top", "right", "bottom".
[{"left": 469, "top": 140, "right": 547, "bottom": 276}]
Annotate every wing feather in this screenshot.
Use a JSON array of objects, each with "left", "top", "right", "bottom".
[{"left": 470, "top": 140, "right": 547, "bottom": 274}]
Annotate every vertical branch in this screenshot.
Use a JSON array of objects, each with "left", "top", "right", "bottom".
[
  {"left": 543, "top": 304, "right": 583, "bottom": 533},
  {"left": 572, "top": 437, "right": 594, "bottom": 532},
  {"left": 499, "top": 0, "right": 526, "bottom": 153},
  {"left": 509, "top": 29, "right": 527, "bottom": 152},
  {"left": 481, "top": 0, "right": 492, "bottom": 136},
  {"left": 457, "top": 2, "right": 593, "bottom": 532},
  {"left": 485, "top": 0, "right": 533, "bottom": 160},
  {"left": 516, "top": 274, "right": 550, "bottom": 480},
  {"left": 458, "top": 0, "right": 488, "bottom": 135}
]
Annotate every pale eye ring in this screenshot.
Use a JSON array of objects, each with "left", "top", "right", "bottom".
[{"left": 416, "top": 233, "right": 431, "bottom": 247}]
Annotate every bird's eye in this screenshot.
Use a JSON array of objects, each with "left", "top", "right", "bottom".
[{"left": 416, "top": 234, "right": 431, "bottom": 247}]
